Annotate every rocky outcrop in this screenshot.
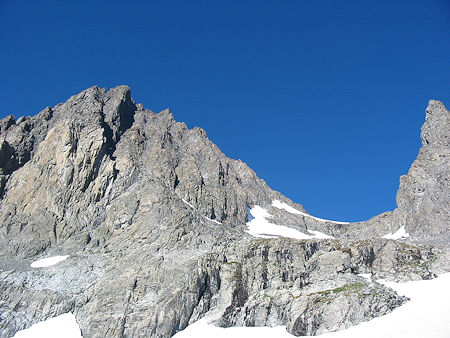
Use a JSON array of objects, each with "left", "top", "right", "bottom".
[
  {"left": 0, "top": 86, "right": 448, "bottom": 337},
  {"left": 0, "top": 106, "right": 53, "bottom": 196},
  {"left": 393, "top": 100, "right": 449, "bottom": 245},
  {"left": 325, "top": 100, "right": 449, "bottom": 247}
]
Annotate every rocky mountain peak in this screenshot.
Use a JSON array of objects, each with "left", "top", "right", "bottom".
[
  {"left": 422, "top": 100, "right": 449, "bottom": 147},
  {"left": 0, "top": 86, "right": 448, "bottom": 338},
  {"left": 391, "top": 100, "right": 449, "bottom": 245}
]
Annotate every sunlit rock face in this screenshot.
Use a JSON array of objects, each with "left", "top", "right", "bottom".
[
  {"left": 0, "top": 86, "right": 448, "bottom": 337},
  {"left": 393, "top": 100, "right": 450, "bottom": 245}
]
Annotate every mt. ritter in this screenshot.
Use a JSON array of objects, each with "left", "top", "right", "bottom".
[{"left": 0, "top": 86, "right": 448, "bottom": 337}]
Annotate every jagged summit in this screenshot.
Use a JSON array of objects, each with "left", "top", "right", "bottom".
[
  {"left": 422, "top": 99, "right": 449, "bottom": 147},
  {"left": 0, "top": 86, "right": 448, "bottom": 337}
]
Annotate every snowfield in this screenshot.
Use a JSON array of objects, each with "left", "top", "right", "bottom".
[
  {"left": 246, "top": 205, "right": 335, "bottom": 240},
  {"left": 316, "top": 272, "right": 450, "bottom": 338},
  {"left": 30, "top": 255, "right": 69, "bottom": 268},
  {"left": 13, "top": 313, "right": 81, "bottom": 338}
]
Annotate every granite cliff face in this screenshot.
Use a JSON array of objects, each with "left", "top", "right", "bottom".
[
  {"left": 0, "top": 86, "right": 448, "bottom": 337},
  {"left": 394, "top": 100, "right": 449, "bottom": 244}
]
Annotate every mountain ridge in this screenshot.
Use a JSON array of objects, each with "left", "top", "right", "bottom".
[{"left": 0, "top": 86, "right": 448, "bottom": 337}]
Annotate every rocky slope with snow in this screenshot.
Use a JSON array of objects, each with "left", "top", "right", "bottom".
[{"left": 0, "top": 86, "right": 448, "bottom": 337}]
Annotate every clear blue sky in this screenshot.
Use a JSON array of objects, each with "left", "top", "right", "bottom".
[{"left": 1, "top": 1, "right": 449, "bottom": 221}]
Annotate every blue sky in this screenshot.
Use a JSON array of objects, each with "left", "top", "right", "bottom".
[{"left": 1, "top": 0, "right": 449, "bottom": 221}]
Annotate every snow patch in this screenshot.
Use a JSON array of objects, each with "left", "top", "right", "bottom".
[
  {"left": 182, "top": 198, "right": 222, "bottom": 224},
  {"left": 271, "top": 200, "right": 349, "bottom": 225},
  {"left": 246, "top": 206, "right": 334, "bottom": 240},
  {"left": 173, "top": 318, "right": 293, "bottom": 338},
  {"left": 182, "top": 198, "right": 195, "bottom": 209},
  {"left": 30, "top": 255, "right": 69, "bottom": 268},
  {"left": 382, "top": 226, "right": 410, "bottom": 240},
  {"left": 204, "top": 216, "right": 222, "bottom": 225},
  {"left": 358, "top": 273, "right": 372, "bottom": 280},
  {"left": 246, "top": 205, "right": 312, "bottom": 239},
  {"left": 13, "top": 313, "right": 82, "bottom": 338},
  {"left": 307, "top": 230, "right": 335, "bottom": 239},
  {"left": 271, "top": 199, "right": 303, "bottom": 215}
]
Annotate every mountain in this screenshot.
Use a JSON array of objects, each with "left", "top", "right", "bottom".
[{"left": 0, "top": 86, "right": 448, "bottom": 337}]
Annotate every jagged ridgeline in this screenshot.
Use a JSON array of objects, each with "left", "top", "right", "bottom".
[{"left": 0, "top": 86, "right": 448, "bottom": 337}]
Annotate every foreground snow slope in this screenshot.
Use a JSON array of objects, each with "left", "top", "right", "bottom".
[
  {"left": 14, "top": 273, "right": 450, "bottom": 338},
  {"left": 174, "top": 272, "right": 450, "bottom": 338}
]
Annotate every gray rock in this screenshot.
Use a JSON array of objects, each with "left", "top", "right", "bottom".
[
  {"left": 0, "top": 86, "right": 448, "bottom": 337},
  {"left": 394, "top": 100, "right": 450, "bottom": 245}
]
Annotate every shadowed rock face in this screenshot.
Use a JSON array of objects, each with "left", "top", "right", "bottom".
[{"left": 0, "top": 86, "right": 448, "bottom": 337}]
